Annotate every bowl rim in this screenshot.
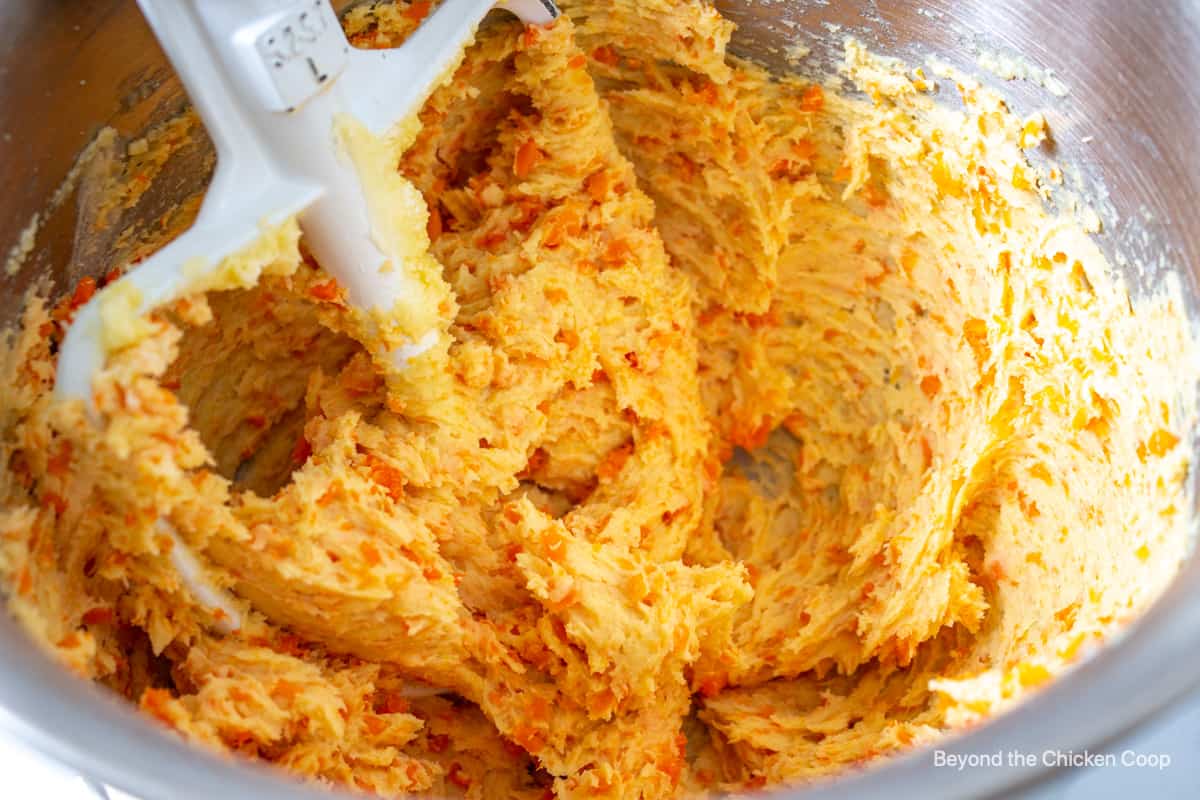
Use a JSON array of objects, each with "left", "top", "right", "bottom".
[{"left": 2, "top": 0, "right": 1200, "bottom": 796}]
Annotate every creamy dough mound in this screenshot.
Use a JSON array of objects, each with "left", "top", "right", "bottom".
[{"left": 0, "top": 1, "right": 1196, "bottom": 797}]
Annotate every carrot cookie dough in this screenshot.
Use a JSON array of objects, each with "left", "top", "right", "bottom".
[{"left": 1, "top": 1, "right": 1196, "bottom": 797}]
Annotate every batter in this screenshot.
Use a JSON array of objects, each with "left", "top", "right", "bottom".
[{"left": 0, "top": 0, "right": 1196, "bottom": 797}]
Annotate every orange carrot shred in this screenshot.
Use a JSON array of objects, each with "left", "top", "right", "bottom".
[
  {"left": 592, "top": 45, "right": 619, "bottom": 66},
  {"left": 308, "top": 281, "right": 339, "bottom": 301},
  {"left": 800, "top": 84, "right": 825, "bottom": 112},
  {"left": 514, "top": 139, "right": 544, "bottom": 179},
  {"left": 82, "top": 607, "right": 114, "bottom": 626},
  {"left": 403, "top": 1, "right": 432, "bottom": 22}
]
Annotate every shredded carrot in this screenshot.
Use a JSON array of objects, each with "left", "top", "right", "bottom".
[
  {"left": 360, "top": 542, "right": 382, "bottom": 566},
  {"left": 658, "top": 752, "right": 684, "bottom": 784},
  {"left": 601, "top": 238, "right": 633, "bottom": 268},
  {"left": 308, "top": 280, "right": 339, "bottom": 302},
  {"left": 42, "top": 492, "right": 67, "bottom": 515},
  {"left": 228, "top": 687, "right": 253, "bottom": 704},
  {"left": 862, "top": 182, "right": 889, "bottom": 207},
  {"left": 69, "top": 276, "right": 97, "bottom": 311},
  {"left": 963, "top": 318, "right": 990, "bottom": 362},
  {"left": 514, "top": 139, "right": 544, "bottom": 179},
  {"left": 800, "top": 84, "right": 825, "bottom": 112},
  {"left": 541, "top": 207, "right": 582, "bottom": 248},
  {"left": 585, "top": 169, "right": 610, "bottom": 202},
  {"left": 1146, "top": 428, "right": 1179, "bottom": 457},
  {"left": 403, "top": 1, "right": 432, "bottom": 22},
  {"left": 791, "top": 138, "right": 817, "bottom": 161},
  {"left": 426, "top": 204, "right": 443, "bottom": 241},
  {"left": 732, "top": 419, "right": 773, "bottom": 450},
  {"left": 365, "top": 454, "right": 406, "bottom": 500},
  {"left": 696, "top": 672, "right": 727, "bottom": 698},
  {"left": 528, "top": 695, "right": 551, "bottom": 721},
  {"left": 81, "top": 607, "right": 114, "bottom": 626},
  {"left": 592, "top": 45, "right": 619, "bottom": 66},
  {"left": 46, "top": 440, "right": 72, "bottom": 477},
  {"left": 1016, "top": 663, "right": 1052, "bottom": 688},
  {"left": 291, "top": 436, "right": 312, "bottom": 465},
  {"left": 931, "top": 153, "right": 964, "bottom": 198},
  {"left": 586, "top": 687, "right": 616, "bottom": 718},
  {"left": 272, "top": 680, "right": 302, "bottom": 703},
  {"left": 511, "top": 722, "right": 545, "bottom": 754},
  {"left": 479, "top": 228, "right": 508, "bottom": 251},
  {"left": 597, "top": 441, "right": 634, "bottom": 481},
  {"left": 543, "top": 530, "right": 568, "bottom": 562},
  {"left": 141, "top": 688, "right": 176, "bottom": 726}
]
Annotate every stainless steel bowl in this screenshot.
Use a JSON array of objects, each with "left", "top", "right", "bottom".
[{"left": 1, "top": 2, "right": 1198, "bottom": 798}]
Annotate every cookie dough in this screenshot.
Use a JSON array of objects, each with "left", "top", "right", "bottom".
[{"left": 1, "top": 1, "right": 1195, "bottom": 797}]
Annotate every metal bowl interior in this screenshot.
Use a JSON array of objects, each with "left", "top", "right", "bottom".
[{"left": 0, "top": 1, "right": 1198, "bottom": 798}]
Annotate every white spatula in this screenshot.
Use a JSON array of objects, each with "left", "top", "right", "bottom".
[
  {"left": 53, "top": 0, "right": 559, "bottom": 632},
  {"left": 55, "top": 0, "right": 558, "bottom": 406}
]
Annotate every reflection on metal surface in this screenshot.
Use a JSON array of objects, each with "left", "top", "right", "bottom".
[{"left": 713, "top": 0, "right": 1200, "bottom": 305}]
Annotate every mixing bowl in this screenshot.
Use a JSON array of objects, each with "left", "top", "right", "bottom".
[{"left": 1, "top": 1, "right": 1198, "bottom": 797}]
